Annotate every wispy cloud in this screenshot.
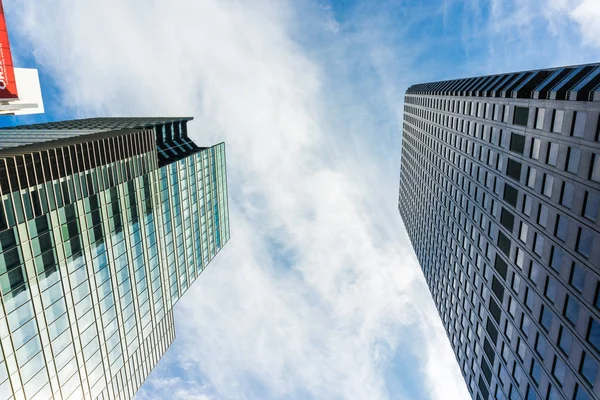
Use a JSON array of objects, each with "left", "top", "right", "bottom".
[
  {"left": 568, "top": 0, "right": 600, "bottom": 48},
  {"left": 7, "top": 0, "right": 599, "bottom": 399},
  {"left": 9, "top": 1, "right": 465, "bottom": 398}
]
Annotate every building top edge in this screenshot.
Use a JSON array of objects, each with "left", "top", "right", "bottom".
[{"left": 405, "top": 62, "right": 600, "bottom": 101}]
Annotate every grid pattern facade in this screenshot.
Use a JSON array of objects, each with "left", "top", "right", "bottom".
[
  {"left": 0, "top": 118, "right": 230, "bottom": 400},
  {"left": 398, "top": 63, "right": 600, "bottom": 400}
]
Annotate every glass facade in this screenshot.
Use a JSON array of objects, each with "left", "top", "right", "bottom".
[
  {"left": 399, "top": 63, "right": 600, "bottom": 399},
  {"left": 0, "top": 118, "right": 229, "bottom": 400}
]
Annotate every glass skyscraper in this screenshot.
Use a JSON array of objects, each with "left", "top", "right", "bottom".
[
  {"left": 399, "top": 63, "right": 600, "bottom": 399},
  {"left": 0, "top": 118, "right": 230, "bottom": 399}
]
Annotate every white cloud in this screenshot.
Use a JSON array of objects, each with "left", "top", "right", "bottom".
[
  {"left": 9, "top": 0, "right": 600, "bottom": 398},
  {"left": 9, "top": 1, "right": 467, "bottom": 399},
  {"left": 569, "top": 0, "right": 600, "bottom": 47},
  {"left": 541, "top": 0, "right": 600, "bottom": 49},
  {"left": 13, "top": 0, "right": 598, "bottom": 400},
  {"left": 446, "top": 0, "right": 600, "bottom": 77}
]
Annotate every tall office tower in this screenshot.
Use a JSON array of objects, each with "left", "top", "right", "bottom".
[
  {"left": 0, "top": 118, "right": 230, "bottom": 400},
  {"left": 399, "top": 63, "right": 600, "bottom": 400}
]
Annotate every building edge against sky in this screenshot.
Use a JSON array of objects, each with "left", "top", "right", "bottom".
[
  {"left": 0, "top": 117, "right": 229, "bottom": 399},
  {"left": 399, "top": 63, "right": 600, "bottom": 400}
]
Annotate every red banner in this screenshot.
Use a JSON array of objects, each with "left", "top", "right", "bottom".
[{"left": 0, "top": 0, "right": 18, "bottom": 99}]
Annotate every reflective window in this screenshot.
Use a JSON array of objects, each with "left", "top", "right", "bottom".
[
  {"left": 523, "top": 195, "right": 533, "bottom": 216},
  {"left": 566, "top": 147, "right": 581, "bottom": 174},
  {"left": 583, "top": 192, "right": 600, "bottom": 222},
  {"left": 580, "top": 352, "right": 598, "bottom": 385},
  {"left": 591, "top": 154, "right": 600, "bottom": 183},
  {"left": 540, "top": 305, "right": 553, "bottom": 331},
  {"left": 531, "top": 138, "right": 541, "bottom": 160},
  {"left": 525, "top": 286, "right": 535, "bottom": 310},
  {"left": 552, "top": 355, "right": 566, "bottom": 386},
  {"left": 533, "top": 233, "right": 544, "bottom": 256},
  {"left": 560, "top": 182, "right": 574, "bottom": 209},
  {"left": 571, "top": 111, "right": 587, "bottom": 137},
  {"left": 537, "top": 205, "right": 548, "bottom": 228},
  {"left": 588, "top": 318, "right": 600, "bottom": 353},
  {"left": 535, "top": 108, "right": 545, "bottom": 130},
  {"left": 546, "top": 385, "right": 560, "bottom": 400},
  {"left": 576, "top": 227, "right": 593, "bottom": 258},
  {"left": 574, "top": 384, "right": 592, "bottom": 400},
  {"left": 552, "top": 109, "right": 564, "bottom": 133},
  {"left": 530, "top": 359, "right": 541, "bottom": 384},
  {"left": 542, "top": 174, "right": 553, "bottom": 197},
  {"left": 535, "top": 332, "right": 547, "bottom": 356},
  {"left": 570, "top": 263, "right": 585, "bottom": 293},
  {"left": 545, "top": 277, "right": 557, "bottom": 303},
  {"left": 527, "top": 167, "right": 537, "bottom": 189},
  {"left": 519, "top": 222, "right": 528, "bottom": 243},
  {"left": 563, "top": 295, "right": 580, "bottom": 325},
  {"left": 558, "top": 325, "right": 572, "bottom": 353},
  {"left": 546, "top": 143, "right": 558, "bottom": 166},
  {"left": 554, "top": 215, "right": 568, "bottom": 242}
]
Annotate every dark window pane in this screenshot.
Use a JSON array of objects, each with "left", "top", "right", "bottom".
[
  {"left": 489, "top": 297, "right": 502, "bottom": 324},
  {"left": 498, "top": 231, "right": 511, "bottom": 256},
  {"left": 506, "top": 159, "right": 522, "bottom": 181},
  {"left": 3, "top": 247, "right": 21, "bottom": 272},
  {"left": 5, "top": 265, "right": 24, "bottom": 291},
  {"left": 494, "top": 255, "right": 508, "bottom": 279},
  {"left": 492, "top": 276, "right": 505, "bottom": 301},
  {"left": 0, "top": 229, "right": 16, "bottom": 252},
  {"left": 500, "top": 208, "right": 515, "bottom": 231},
  {"left": 513, "top": 106, "right": 529, "bottom": 126},
  {"left": 510, "top": 132, "right": 526, "bottom": 153},
  {"left": 503, "top": 184, "right": 518, "bottom": 207}
]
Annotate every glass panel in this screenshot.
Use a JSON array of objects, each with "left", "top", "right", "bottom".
[
  {"left": 535, "top": 108, "right": 545, "bottom": 129},
  {"left": 552, "top": 109, "right": 564, "bottom": 133}
]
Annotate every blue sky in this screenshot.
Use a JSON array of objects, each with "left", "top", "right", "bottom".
[{"left": 4, "top": 0, "right": 600, "bottom": 399}]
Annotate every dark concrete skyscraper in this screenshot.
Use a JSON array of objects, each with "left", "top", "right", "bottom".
[
  {"left": 398, "top": 63, "right": 600, "bottom": 400},
  {"left": 0, "top": 118, "right": 229, "bottom": 399}
]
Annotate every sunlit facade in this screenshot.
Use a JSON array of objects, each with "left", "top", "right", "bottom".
[
  {"left": 399, "top": 63, "right": 600, "bottom": 400},
  {"left": 0, "top": 118, "right": 229, "bottom": 399}
]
